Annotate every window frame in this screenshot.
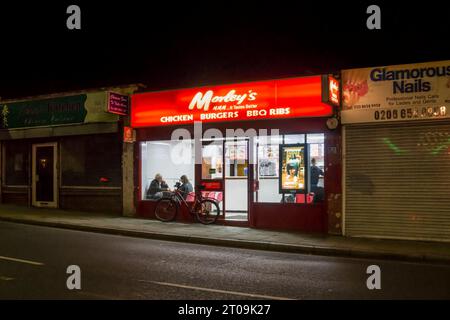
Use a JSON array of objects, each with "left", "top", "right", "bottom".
[{"left": 2, "top": 141, "right": 30, "bottom": 187}]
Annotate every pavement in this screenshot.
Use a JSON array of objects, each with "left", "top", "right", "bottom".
[{"left": 0, "top": 204, "right": 450, "bottom": 264}]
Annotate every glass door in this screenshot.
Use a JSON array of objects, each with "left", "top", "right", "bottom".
[
  {"left": 32, "top": 142, "right": 58, "bottom": 208},
  {"left": 200, "top": 138, "right": 250, "bottom": 221},
  {"left": 201, "top": 140, "right": 224, "bottom": 214},
  {"left": 224, "top": 139, "right": 248, "bottom": 221}
]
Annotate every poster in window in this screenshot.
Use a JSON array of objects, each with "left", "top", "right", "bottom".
[
  {"left": 226, "top": 144, "right": 247, "bottom": 161},
  {"left": 279, "top": 144, "right": 308, "bottom": 193},
  {"left": 258, "top": 145, "right": 278, "bottom": 177}
]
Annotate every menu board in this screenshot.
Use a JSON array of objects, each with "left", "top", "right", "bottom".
[{"left": 279, "top": 144, "right": 307, "bottom": 193}]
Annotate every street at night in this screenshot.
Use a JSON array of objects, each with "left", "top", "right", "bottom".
[
  {"left": 1, "top": 221, "right": 449, "bottom": 300},
  {"left": 0, "top": 2, "right": 450, "bottom": 313}
]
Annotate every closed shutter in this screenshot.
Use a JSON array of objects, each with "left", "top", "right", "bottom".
[{"left": 344, "top": 121, "right": 450, "bottom": 242}]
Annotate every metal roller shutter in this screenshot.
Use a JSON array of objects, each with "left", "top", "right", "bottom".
[{"left": 344, "top": 121, "right": 450, "bottom": 242}]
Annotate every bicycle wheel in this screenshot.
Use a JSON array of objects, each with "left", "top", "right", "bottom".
[
  {"left": 196, "top": 199, "right": 220, "bottom": 225},
  {"left": 155, "top": 197, "right": 178, "bottom": 222}
]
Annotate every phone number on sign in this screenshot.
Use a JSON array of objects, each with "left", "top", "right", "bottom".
[{"left": 374, "top": 106, "right": 447, "bottom": 121}]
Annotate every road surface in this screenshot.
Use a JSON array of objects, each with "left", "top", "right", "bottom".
[{"left": 1, "top": 221, "right": 449, "bottom": 299}]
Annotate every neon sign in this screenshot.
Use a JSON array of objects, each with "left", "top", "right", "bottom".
[{"left": 131, "top": 76, "right": 333, "bottom": 127}]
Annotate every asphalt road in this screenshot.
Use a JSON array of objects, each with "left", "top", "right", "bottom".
[{"left": 1, "top": 221, "right": 449, "bottom": 300}]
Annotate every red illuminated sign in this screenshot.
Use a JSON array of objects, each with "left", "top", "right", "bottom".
[
  {"left": 328, "top": 76, "right": 340, "bottom": 106},
  {"left": 200, "top": 181, "right": 223, "bottom": 191},
  {"left": 131, "top": 76, "right": 333, "bottom": 127},
  {"left": 123, "top": 126, "right": 135, "bottom": 143},
  {"left": 322, "top": 75, "right": 340, "bottom": 107}
]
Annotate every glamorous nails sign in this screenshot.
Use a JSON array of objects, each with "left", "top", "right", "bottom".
[
  {"left": 131, "top": 76, "right": 334, "bottom": 127},
  {"left": 341, "top": 60, "right": 450, "bottom": 124}
]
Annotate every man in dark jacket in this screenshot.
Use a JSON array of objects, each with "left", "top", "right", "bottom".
[
  {"left": 310, "top": 158, "right": 324, "bottom": 202},
  {"left": 146, "top": 173, "right": 169, "bottom": 200}
]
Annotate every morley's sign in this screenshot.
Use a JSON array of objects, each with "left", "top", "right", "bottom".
[
  {"left": 341, "top": 60, "right": 450, "bottom": 124},
  {"left": 131, "top": 76, "right": 334, "bottom": 127}
]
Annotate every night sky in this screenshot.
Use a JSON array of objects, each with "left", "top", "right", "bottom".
[{"left": 0, "top": 1, "right": 449, "bottom": 99}]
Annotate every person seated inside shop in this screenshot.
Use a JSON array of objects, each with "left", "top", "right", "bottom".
[
  {"left": 176, "top": 175, "right": 193, "bottom": 200},
  {"left": 146, "top": 173, "right": 169, "bottom": 200},
  {"left": 310, "top": 158, "right": 324, "bottom": 202}
]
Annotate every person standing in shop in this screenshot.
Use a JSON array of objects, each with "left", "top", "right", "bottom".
[{"left": 310, "top": 158, "right": 324, "bottom": 202}]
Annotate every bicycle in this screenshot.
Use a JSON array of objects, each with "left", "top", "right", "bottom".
[{"left": 154, "top": 185, "right": 220, "bottom": 224}]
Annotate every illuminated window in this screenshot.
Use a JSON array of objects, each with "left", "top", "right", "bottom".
[
  {"left": 254, "top": 133, "right": 325, "bottom": 204},
  {"left": 141, "top": 139, "right": 195, "bottom": 200}
]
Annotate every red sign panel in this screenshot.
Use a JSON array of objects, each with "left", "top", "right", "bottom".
[
  {"left": 200, "top": 181, "right": 223, "bottom": 191},
  {"left": 108, "top": 92, "right": 130, "bottom": 115},
  {"left": 123, "top": 126, "right": 135, "bottom": 143},
  {"left": 321, "top": 75, "right": 340, "bottom": 107},
  {"left": 131, "top": 76, "right": 333, "bottom": 127},
  {"left": 328, "top": 76, "right": 340, "bottom": 106}
]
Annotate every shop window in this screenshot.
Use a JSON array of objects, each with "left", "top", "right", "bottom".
[
  {"left": 255, "top": 135, "right": 283, "bottom": 203},
  {"left": 141, "top": 139, "right": 195, "bottom": 200},
  {"left": 4, "top": 141, "right": 29, "bottom": 186},
  {"left": 61, "top": 134, "right": 121, "bottom": 187},
  {"left": 254, "top": 133, "right": 325, "bottom": 204}
]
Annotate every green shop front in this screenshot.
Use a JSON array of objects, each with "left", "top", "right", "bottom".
[{"left": 0, "top": 88, "right": 135, "bottom": 213}]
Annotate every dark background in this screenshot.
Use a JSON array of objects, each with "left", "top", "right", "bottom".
[{"left": 0, "top": 1, "right": 449, "bottom": 99}]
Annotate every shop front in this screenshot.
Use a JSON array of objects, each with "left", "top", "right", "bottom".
[
  {"left": 0, "top": 86, "right": 139, "bottom": 213},
  {"left": 131, "top": 76, "right": 342, "bottom": 233},
  {"left": 341, "top": 60, "right": 450, "bottom": 241}
]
